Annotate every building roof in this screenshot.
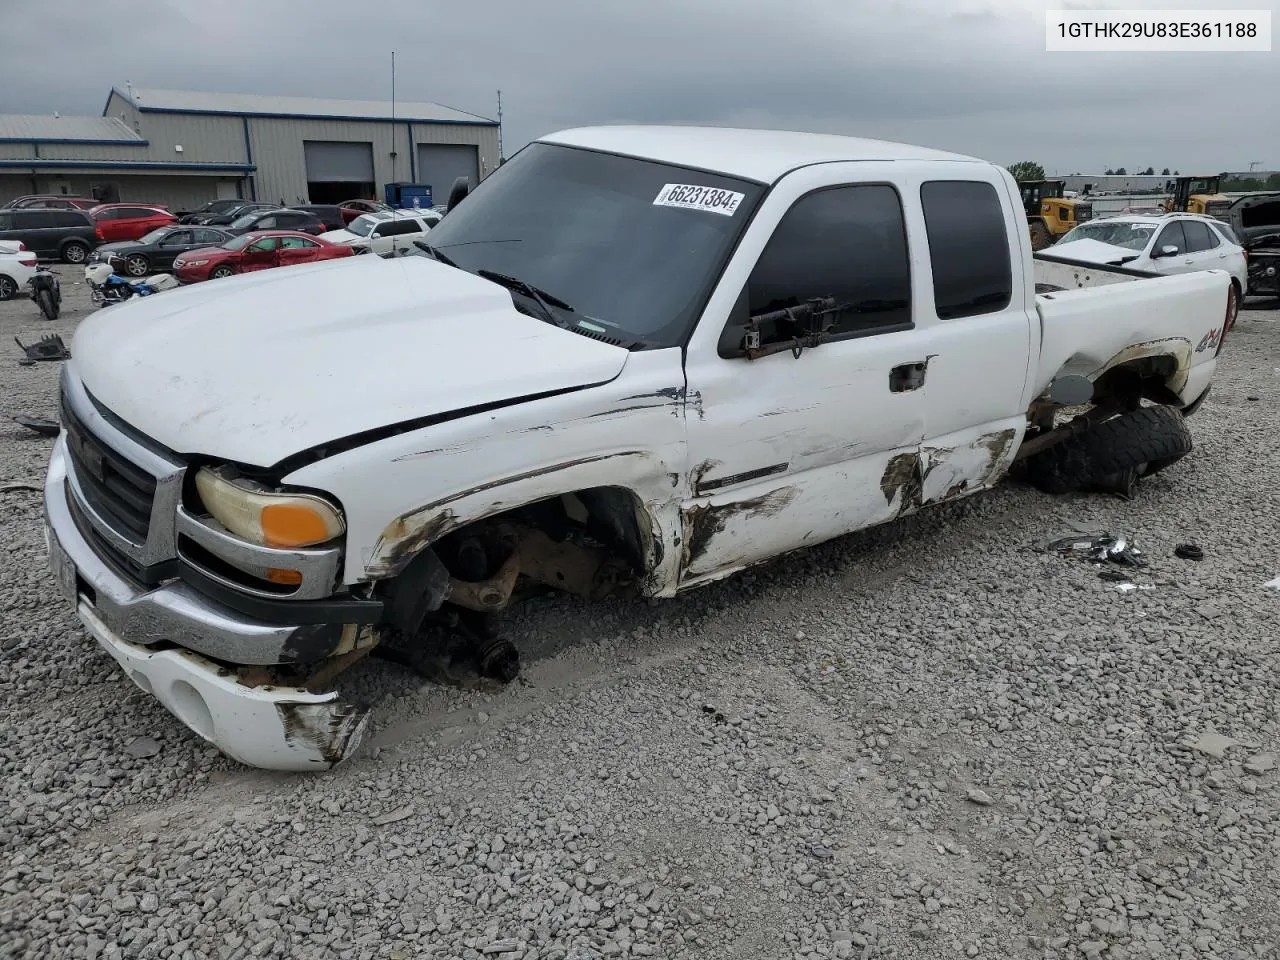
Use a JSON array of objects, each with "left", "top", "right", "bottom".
[
  {"left": 115, "top": 87, "right": 496, "bottom": 125},
  {"left": 539, "top": 125, "right": 985, "bottom": 184},
  {"left": 0, "top": 114, "right": 144, "bottom": 144}
]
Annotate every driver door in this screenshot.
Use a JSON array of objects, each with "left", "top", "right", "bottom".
[
  {"left": 240, "top": 237, "right": 281, "bottom": 271},
  {"left": 1148, "top": 221, "right": 1191, "bottom": 274},
  {"left": 680, "top": 165, "right": 932, "bottom": 585}
]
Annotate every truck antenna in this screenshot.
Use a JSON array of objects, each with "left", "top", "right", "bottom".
[{"left": 497, "top": 89, "right": 504, "bottom": 162}]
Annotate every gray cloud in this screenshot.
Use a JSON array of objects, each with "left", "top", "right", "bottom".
[{"left": 1, "top": 0, "right": 1276, "bottom": 173}]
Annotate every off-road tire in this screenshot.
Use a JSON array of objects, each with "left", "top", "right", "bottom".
[
  {"left": 1024, "top": 404, "right": 1193, "bottom": 495},
  {"left": 1029, "top": 220, "right": 1052, "bottom": 251}
]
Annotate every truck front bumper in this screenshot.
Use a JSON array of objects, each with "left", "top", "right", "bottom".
[{"left": 44, "top": 438, "right": 370, "bottom": 771}]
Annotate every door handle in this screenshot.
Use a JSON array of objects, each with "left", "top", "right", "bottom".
[{"left": 889, "top": 362, "right": 927, "bottom": 393}]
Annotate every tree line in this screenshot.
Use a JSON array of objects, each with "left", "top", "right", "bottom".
[{"left": 1005, "top": 161, "right": 1279, "bottom": 192}]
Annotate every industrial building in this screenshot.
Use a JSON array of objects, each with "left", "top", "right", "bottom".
[{"left": 0, "top": 86, "right": 500, "bottom": 210}]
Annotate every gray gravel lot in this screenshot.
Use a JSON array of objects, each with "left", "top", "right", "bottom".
[{"left": 2, "top": 268, "right": 1280, "bottom": 960}]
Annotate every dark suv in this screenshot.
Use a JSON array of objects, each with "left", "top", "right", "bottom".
[
  {"left": 224, "top": 208, "right": 325, "bottom": 236},
  {"left": 288, "top": 204, "right": 347, "bottom": 231},
  {"left": 0, "top": 208, "right": 98, "bottom": 262}
]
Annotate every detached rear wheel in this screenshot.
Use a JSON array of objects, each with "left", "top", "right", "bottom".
[{"left": 1024, "top": 404, "right": 1193, "bottom": 495}]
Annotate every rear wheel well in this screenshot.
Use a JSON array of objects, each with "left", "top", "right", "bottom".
[{"left": 1091, "top": 357, "right": 1183, "bottom": 408}]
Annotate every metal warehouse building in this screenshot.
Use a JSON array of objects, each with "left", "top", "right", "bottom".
[{"left": 0, "top": 86, "right": 500, "bottom": 210}]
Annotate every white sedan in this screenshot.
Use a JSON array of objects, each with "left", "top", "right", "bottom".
[
  {"left": 0, "top": 240, "right": 39, "bottom": 300},
  {"left": 319, "top": 210, "right": 441, "bottom": 256},
  {"left": 1053, "top": 214, "right": 1248, "bottom": 322}
]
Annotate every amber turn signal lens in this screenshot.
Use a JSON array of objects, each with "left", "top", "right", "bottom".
[
  {"left": 265, "top": 568, "right": 304, "bottom": 585},
  {"left": 260, "top": 503, "right": 333, "bottom": 548}
]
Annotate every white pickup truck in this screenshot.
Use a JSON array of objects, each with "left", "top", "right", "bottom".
[{"left": 42, "top": 126, "right": 1235, "bottom": 771}]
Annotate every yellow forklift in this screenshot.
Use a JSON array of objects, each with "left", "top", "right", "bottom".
[
  {"left": 1162, "top": 175, "right": 1233, "bottom": 221},
  {"left": 1019, "top": 180, "right": 1094, "bottom": 250}
]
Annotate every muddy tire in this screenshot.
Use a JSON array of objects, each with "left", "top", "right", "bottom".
[
  {"left": 1029, "top": 220, "right": 1052, "bottom": 251},
  {"left": 1024, "top": 404, "right": 1193, "bottom": 495}
]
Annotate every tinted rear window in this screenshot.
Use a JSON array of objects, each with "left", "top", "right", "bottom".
[
  {"left": 52, "top": 212, "right": 89, "bottom": 228},
  {"left": 920, "top": 181, "right": 1012, "bottom": 320}
]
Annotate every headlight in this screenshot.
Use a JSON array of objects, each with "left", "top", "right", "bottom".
[
  {"left": 194, "top": 467, "right": 345, "bottom": 548},
  {"left": 181, "top": 258, "right": 208, "bottom": 267}
]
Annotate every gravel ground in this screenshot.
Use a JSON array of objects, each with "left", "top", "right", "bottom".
[{"left": 2, "top": 270, "right": 1280, "bottom": 960}]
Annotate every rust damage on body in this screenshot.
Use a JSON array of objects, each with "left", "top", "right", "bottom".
[
  {"left": 879, "top": 452, "right": 923, "bottom": 510},
  {"left": 680, "top": 486, "right": 797, "bottom": 571},
  {"left": 367, "top": 451, "right": 645, "bottom": 578}
]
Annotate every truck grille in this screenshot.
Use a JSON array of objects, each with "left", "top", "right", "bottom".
[
  {"left": 1076, "top": 205, "right": 1093, "bottom": 222},
  {"left": 61, "top": 392, "right": 157, "bottom": 543}
]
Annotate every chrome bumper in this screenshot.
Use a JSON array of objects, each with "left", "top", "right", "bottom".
[
  {"left": 44, "top": 438, "right": 369, "bottom": 771},
  {"left": 46, "top": 436, "right": 331, "bottom": 665}
]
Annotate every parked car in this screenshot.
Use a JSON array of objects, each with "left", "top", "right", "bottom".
[
  {"left": 177, "top": 198, "right": 250, "bottom": 224},
  {"left": 172, "top": 230, "right": 354, "bottom": 282},
  {"left": 88, "top": 224, "right": 236, "bottom": 277},
  {"left": 3, "top": 195, "right": 100, "bottom": 211},
  {"left": 0, "top": 208, "right": 98, "bottom": 263},
  {"left": 223, "top": 208, "right": 326, "bottom": 237},
  {"left": 190, "top": 201, "right": 280, "bottom": 226},
  {"left": 0, "top": 241, "right": 39, "bottom": 299},
  {"left": 338, "top": 198, "right": 392, "bottom": 224},
  {"left": 41, "top": 126, "right": 1236, "bottom": 770},
  {"left": 1053, "top": 213, "right": 1247, "bottom": 323},
  {"left": 89, "top": 204, "right": 178, "bottom": 243},
  {"left": 321, "top": 209, "right": 440, "bottom": 255},
  {"left": 288, "top": 205, "right": 347, "bottom": 231}
]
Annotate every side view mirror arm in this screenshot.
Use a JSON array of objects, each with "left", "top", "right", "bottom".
[{"left": 737, "top": 296, "right": 839, "bottom": 360}]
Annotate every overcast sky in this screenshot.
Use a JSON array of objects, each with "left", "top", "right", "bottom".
[{"left": 2, "top": 0, "right": 1276, "bottom": 174}]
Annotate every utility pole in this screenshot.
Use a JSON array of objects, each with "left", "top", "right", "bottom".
[
  {"left": 389, "top": 51, "right": 397, "bottom": 183},
  {"left": 497, "top": 90, "right": 504, "bottom": 162}
]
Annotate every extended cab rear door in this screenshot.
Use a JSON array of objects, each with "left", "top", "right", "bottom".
[
  {"left": 907, "top": 171, "right": 1035, "bottom": 503},
  {"left": 679, "top": 161, "right": 933, "bottom": 585}
]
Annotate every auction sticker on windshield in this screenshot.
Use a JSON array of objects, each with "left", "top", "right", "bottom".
[{"left": 653, "top": 184, "right": 745, "bottom": 216}]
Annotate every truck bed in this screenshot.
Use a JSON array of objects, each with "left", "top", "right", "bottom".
[{"left": 1031, "top": 251, "right": 1232, "bottom": 406}]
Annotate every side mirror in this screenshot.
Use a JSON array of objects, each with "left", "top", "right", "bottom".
[
  {"left": 1153, "top": 245, "right": 1179, "bottom": 258},
  {"left": 446, "top": 177, "right": 471, "bottom": 213}
]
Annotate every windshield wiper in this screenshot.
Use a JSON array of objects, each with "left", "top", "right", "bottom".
[
  {"left": 411, "top": 240, "right": 458, "bottom": 267},
  {"left": 477, "top": 269, "right": 574, "bottom": 328}
]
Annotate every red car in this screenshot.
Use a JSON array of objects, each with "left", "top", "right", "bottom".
[
  {"left": 172, "top": 230, "right": 355, "bottom": 283},
  {"left": 338, "top": 199, "right": 392, "bottom": 224},
  {"left": 89, "top": 203, "right": 177, "bottom": 242}
]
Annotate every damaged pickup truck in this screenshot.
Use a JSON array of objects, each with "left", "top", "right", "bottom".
[{"left": 43, "top": 126, "right": 1236, "bottom": 771}]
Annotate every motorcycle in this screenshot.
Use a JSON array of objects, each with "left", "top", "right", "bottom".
[
  {"left": 28, "top": 267, "right": 62, "bottom": 321},
  {"left": 84, "top": 263, "right": 179, "bottom": 307}
]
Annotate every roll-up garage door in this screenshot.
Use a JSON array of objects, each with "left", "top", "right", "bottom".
[
  {"left": 417, "top": 144, "right": 480, "bottom": 200},
  {"left": 304, "top": 141, "right": 375, "bottom": 182}
]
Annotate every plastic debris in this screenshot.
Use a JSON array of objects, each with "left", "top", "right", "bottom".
[
  {"left": 1174, "top": 544, "right": 1204, "bottom": 561},
  {"left": 14, "top": 334, "right": 70, "bottom": 363},
  {"left": 1264, "top": 577, "right": 1280, "bottom": 592},
  {"left": 12, "top": 416, "right": 59, "bottom": 437},
  {"left": 1047, "top": 533, "right": 1146, "bottom": 568}
]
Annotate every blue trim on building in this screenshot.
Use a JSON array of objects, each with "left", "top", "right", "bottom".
[
  {"left": 135, "top": 105, "right": 497, "bottom": 126},
  {"left": 241, "top": 117, "right": 257, "bottom": 200},
  {"left": 0, "top": 137, "right": 148, "bottom": 146},
  {"left": 0, "top": 160, "right": 256, "bottom": 172}
]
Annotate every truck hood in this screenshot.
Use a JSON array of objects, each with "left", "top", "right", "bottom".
[
  {"left": 1050, "top": 238, "right": 1144, "bottom": 266},
  {"left": 71, "top": 254, "right": 630, "bottom": 467}
]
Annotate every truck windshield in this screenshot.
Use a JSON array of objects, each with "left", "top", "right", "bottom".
[
  {"left": 1058, "top": 220, "right": 1158, "bottom": 251},
  {"left": 423, "top": 142, "right": 765, "bottom": 349}
]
